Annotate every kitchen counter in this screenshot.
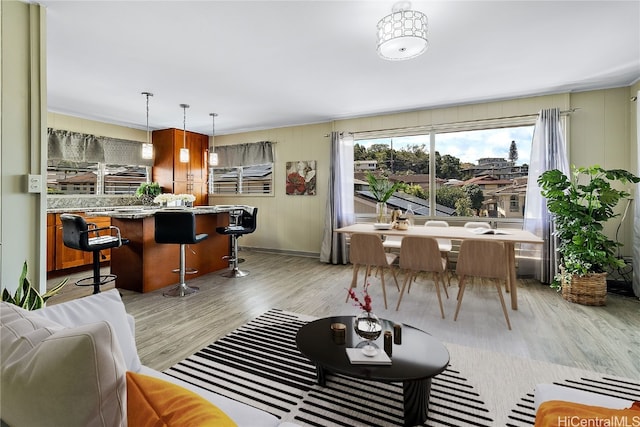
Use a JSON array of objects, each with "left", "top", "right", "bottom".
[{"left": 99, "top": 207, "right": 232, "bottom": 293}]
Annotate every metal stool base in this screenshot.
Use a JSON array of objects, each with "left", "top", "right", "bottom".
[
  {"left": 163, "top": 283, "right": 199, "bottom": 297},
  {"left": 221, "top": 268, "right": 249, "bottom": 278}
]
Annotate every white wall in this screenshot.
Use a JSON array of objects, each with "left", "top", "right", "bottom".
[{"left": 1, "top": 2, "right": 47, "bottom": 293}]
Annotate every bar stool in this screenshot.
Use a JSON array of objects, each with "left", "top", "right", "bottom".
[
  {"left": 216, "top": 206, "right": 258, "bottom": 278},
  {"left": 60, "top": 213, "right": 129, "bottom": 295},
  {"left": 154, "top": 210, "right": 208, "bottom": 297}
]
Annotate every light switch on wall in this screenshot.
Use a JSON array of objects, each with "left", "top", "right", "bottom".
[{"left": 27, "top": 174, "right": 42, "bottom": 193}]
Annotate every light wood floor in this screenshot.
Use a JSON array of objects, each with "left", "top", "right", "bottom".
[{"left": 48, "top": 250, "right": 640, "bottom": 379}]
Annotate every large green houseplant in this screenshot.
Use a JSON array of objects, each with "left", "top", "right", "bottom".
[
  {"left": 538, "top": 165, "right": 639, "bottom": 304},
  {"left": 365, "top": 171, "right": 402, "bottom": 223}
]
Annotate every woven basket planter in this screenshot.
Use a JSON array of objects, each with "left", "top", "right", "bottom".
[{"left": 561, "top": 272, "right": 607, "bottom": 306}]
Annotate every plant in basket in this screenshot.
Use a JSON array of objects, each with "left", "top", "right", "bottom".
[{"left": 538, "top": 165, "right": 639, "bottom": 305}]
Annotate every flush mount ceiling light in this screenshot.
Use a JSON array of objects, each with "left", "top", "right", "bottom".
[
  {"left": 141, "top": 92, "right": 153, "bottom": 159},
  {"left": 179, "top": 103, "right": 190, "bottom": 163},
  {"left": 209, "top": 113, "right": 218, "bottom": 166},
  {"left": 377, "top": 1, "right": 428, "bottom": 61}
]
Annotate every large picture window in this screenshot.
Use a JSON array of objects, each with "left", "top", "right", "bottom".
[{"left": 354, "top": 120, "right": 535, "bottom": 221}]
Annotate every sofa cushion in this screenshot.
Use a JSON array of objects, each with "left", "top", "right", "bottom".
[
  {"left": 127, "top": 371, "right": 237, "bottom": 427},
  {"left": 535, "top": 400, "right": 640, "bottom": 427},
  {"left": 1, "top": 302, "right": 127, "bottom": 427},
  {"left": 36, "top": 288, "right": 142, "bottom": 372}
]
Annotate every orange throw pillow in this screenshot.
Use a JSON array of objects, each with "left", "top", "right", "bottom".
[
  {"left": 126, "top": 371, "right": 237, "bottom": 427},
  {"left": 535, "top": 400, "right": 640, "bottom": 427}
]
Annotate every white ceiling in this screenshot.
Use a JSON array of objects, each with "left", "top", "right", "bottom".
[{"left": 38, "top": 1, "right": 640, "bottom": 136}]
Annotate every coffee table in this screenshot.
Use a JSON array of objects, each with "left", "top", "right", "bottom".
[{"left": 296, "top": 315, "right": 450, "bottom": 426}]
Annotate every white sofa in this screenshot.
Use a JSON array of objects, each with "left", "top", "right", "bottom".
[{"left": 0, "top": 289, "right": 299, "bottom": 427}]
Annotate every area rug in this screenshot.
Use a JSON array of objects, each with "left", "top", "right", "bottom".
[{"left": 163, "top": 309, "right": 640, "bottom": 426}]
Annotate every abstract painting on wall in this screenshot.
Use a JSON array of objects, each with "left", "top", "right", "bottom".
[{"left": 286, "top": 160, "right": 316, "bottom": 195}]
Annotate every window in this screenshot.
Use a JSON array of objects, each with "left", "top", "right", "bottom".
[
  {"left": 47, "top": 128, "right": 152, "bottom": 195},
  {"left": 354, "top": 120, "right": 534, "bottom": 220},
  {"left": 211, "top": 164, "right": 273, "bottom": 195},
  {"left": 209, "top": 141, "right": 274, "bottom": 196}
]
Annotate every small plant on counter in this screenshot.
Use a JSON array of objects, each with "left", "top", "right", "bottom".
[
  {"left": 1, "top": 261, "right": 68, "bottom": 310},
  {"left": 135, "top": 182, "right": 162, "bottom": 205}
]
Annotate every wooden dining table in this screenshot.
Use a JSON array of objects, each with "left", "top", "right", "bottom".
[{"left": 334, "top": 223, "right": 544, "bottom": 310}]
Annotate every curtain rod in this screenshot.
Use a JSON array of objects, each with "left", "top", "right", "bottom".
[{"left": 324, "top": 108, "right": 579, "bottom": 137}]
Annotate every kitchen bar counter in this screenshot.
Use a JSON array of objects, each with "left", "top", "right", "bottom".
[{"left": 92, "top": 207, "right": 231, "bottom": 293}]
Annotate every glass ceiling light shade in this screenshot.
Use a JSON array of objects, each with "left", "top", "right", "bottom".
[
  {"left": 209, "top": 112, "right": 218, "bottom": 166},
  {"left": 179, "top": 103, "right": 190, "bottom": 163},
  {"left": 377, "top": 1, "right": 428, "bottom": 61},
  {"left": 141, "top": 92, "right": 154, "bottom": 159}
]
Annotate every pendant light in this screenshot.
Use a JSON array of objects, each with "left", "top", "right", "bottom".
[
  {"left": 179, "top": 103, "right": 190, "bottom": 163},
  {"left": 141, "top": 92, "right": 154, "bottom": 159},
  {"left": 209, "top": 113, "right": 218, "bottom": 166}
]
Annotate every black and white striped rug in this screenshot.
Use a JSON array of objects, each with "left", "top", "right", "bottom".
[{"left": 164, "top": 309, "right": 639, "bottom": 426}]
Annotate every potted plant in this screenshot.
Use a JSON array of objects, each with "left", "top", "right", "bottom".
[
  {"left": 365, "top": 171, "right": 402, "bottom": 223},
  {"left": 135, "top": 182, "right": 161, "bottom": 205},
  {"left": 2, "top": 261, "right": 68, "bottom": 310},
  {"left": 538, "top": 165, "right": 639, "bottom": 305}
]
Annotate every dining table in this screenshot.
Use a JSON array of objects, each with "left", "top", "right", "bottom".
[{"left": 334, "top": 223, "right": 544, "bottom": 310}]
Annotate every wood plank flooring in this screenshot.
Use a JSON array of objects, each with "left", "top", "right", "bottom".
[{"left": 48, "top": 250, "right": 640, "bottom": 379}]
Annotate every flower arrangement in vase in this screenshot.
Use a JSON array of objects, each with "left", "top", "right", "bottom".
[
  {"left": 348, "top": 283, "right": 382, "bottom": 341},
  {"left": 153, "top": 193, "right": 196, "bottom": 207}
]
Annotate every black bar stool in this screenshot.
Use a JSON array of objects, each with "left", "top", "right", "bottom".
[
  {"left": 216, "top": 206, "right": 258, "bottom": 278},
  {"left": 60, "top": 213, "right": 130, "bottom": 295},
  {"left": 155, "top": 210, "right": 208, "bottom": 297}
]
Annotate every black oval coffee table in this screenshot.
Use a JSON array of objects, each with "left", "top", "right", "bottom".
[{"left": 296, "top": 315, "right": 450, "bottom": 427}]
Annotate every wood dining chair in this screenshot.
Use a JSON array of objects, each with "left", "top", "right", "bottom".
[
  {"left": 396, "top": 236, "right": 449, "bottom": 318},
  {"left": 453, "top": 239, "right": 512, "bottom": 330},
  {"left": 424, "top": 220, "right": 452, "bottom": 286},
  {"left": 346, "top": 233, "right": 399, "bottom": 310},
  {"left": 464, "top": 221, "right": 491, "bottom": 229}
]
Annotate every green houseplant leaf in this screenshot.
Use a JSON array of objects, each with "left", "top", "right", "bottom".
[
  {"left": 1, "top": 261, "right": 68, "bottom": 310},
  {"left": 365, "top": 171, "right": 401, "bottom": 203},
  {"left": 538, "top": 165, "right": 639, "bottom": 290}
]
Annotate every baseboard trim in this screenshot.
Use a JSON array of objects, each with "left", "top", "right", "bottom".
[{"left": 239, "top": 246, "right": 320, "bottom": 259}]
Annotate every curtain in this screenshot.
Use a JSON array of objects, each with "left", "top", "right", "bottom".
[
  {"left": 633, "top": 91, "right": 640, "bottom": 298},
  {"left": 320, "top": 132, "right": 354, "bottom": 264},
  {"left": 47, "top": 128, "right": 152, "bottom": 166},
  {"left": 521, "top": 108, "right": 569, "bottom": 283},
  {"left": 215, "top": 141, "right": 273, "bottom": 167}
]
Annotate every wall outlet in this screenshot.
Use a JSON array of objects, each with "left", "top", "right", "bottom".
[{"left": 27, "top": 174, "right": 42, "bottom": 193}]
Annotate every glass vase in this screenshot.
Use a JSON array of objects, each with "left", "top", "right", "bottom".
[
  {"left": 354, "top": 311, "right": 382, "bottom": 341},
  {"left": 376, "top": 202, "right": 388, "bottom": 223}
]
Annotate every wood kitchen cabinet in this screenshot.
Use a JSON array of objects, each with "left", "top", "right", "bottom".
[
  {"left": 152, "top": 128, "right": 209, "bottom": 206},
  {"left": 53, "top": 213, "right": 112, "bottom": 271}
]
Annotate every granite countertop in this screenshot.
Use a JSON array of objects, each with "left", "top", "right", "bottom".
[{"left": 85, "top": 205, "right": 227, "bottom": 219}]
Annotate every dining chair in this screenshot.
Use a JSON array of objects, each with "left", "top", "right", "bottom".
[
  {"left": 346, "top": 233, "right": 399, "bottom": 310},
  {"left": 424, "top": 220, "right": 452, "bottom": 286},
  {"left": 396, "top": 236, "right": 449, "bottom": 318},
  {"left": 453, "top": 240, "right": 512, "bottom": 330},
  {"left": 464, "top": 221, "right": 491, "bottom": 229}
]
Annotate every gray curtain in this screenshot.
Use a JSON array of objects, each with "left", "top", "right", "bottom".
[
  {"left": 522, "top": 108, "right": 569, "bottom": 283},
  {"left": 320, "top": 132, "right": 354, "bottom": 264},
  {"left": 47, "top": 128, "right": 152, "bottom": 166},
  {"left": 215, "top": 141, "right": 273, "bottom": 167}
]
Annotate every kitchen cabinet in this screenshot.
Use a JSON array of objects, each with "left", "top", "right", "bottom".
[
  {"left": 52, "top": 213, "right": 112, "bottom": 271},
  {"left": 152, "top": 128, "right": 209, "bottom": 206}
]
